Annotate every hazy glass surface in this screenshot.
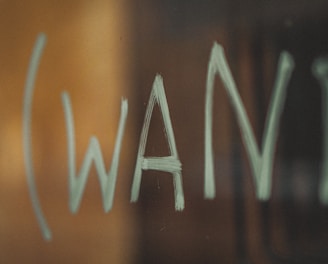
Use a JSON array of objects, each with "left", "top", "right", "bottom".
[{"left": 1, "top": 1, "right": 328, "bottom": 263}]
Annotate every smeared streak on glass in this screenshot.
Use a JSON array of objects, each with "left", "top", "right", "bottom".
[
  {"left": 61, "top": 92, "right": 128, "bottom": 213},
  {"left": 23, "top": 33, "right": 52, "bottom": 241},
  {"left": 313, "top": 58, "right": 328, "bottom": 204},
  {"left": 204, "top": 43, "right": 294, "bottom": 200},
  {"left": 130, "top": 75, "right": 185, "bottom": 211}
]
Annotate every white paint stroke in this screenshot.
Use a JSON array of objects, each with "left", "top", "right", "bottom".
[
  {"left": 61, "top": 92, "right": 128, "bottom": 213},
  {"left": 312, "top": 58, "right": 328, "bottom": 205},
  {"left": 205, "top": 42, "right": 294, "bottom": 200},
  {"left": 130, "top": 75, "right": 185, "bottom": 210},
  {"left": 22, "top": 33, "right": 52, "bottom": 241}
]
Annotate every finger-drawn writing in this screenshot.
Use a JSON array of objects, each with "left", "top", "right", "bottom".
[
  {"left": 130, "top": 75, "right": 185, "bottom": 211},
  {"left": 204, "top": 43, "right": 294, "bottom": 200},
  {"left": 313, "top": 58, "right": 328, "bottom": 204},
  {"left": 61, "top": 92, "right": 128, "bottom": 214},
  {"left": 22, "top": 33, "right": 52, "bottom": 241},
  {"left": 22, "top": 33, "right": 328, "bottom": 241}
]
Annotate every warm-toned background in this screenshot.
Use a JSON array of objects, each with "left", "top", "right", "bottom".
[
  {"left": 1, "top": 0, "right": 328, "bottom": 263},
  {"left": 0, "top": 1, "right": 137, "bottom": 263}
]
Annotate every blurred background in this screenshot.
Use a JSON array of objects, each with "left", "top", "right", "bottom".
[{"left": 1, "top": 0, "right": 328, "bottom": 263}]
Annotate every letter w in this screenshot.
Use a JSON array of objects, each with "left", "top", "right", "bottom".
[
  {"left": 205, "top": 43, "right": 294, "bottom": 200},
  {"left": 61, "top": 92, "right": 128, "bottom": 213}
]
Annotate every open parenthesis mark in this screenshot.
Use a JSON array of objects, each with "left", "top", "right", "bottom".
[{"left": 22, "top": 33, "right": 52, "bottom": 241}]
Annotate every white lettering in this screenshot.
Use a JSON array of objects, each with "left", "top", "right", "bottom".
[
  {"left": 204, "top": 42, "right": 294, "bottom": 200},
  {"left": 61, "top": 92, "right": 128, "bottom": 213},
  {"left": 313, "top": 58, "right": 328, "bottom": 204},
  {"left": 130, "top": 75, "right": 185, "bottom": 210},
  {"left": 22, "top": 33, "right": 52, "bottom": 241}
]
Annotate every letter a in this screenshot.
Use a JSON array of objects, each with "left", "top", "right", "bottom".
[
  {"left": 130, "top": 75, "right": 185, "bottom": 210},
  {"left": 205, "top": 43, "right": 294, "bottom": 200}
]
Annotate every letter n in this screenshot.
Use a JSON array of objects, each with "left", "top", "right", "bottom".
[
  {"left": 130, "top": 75, "right": 185, "bottom": 210},
  {"left": 205, "top": 43, "right": 294, "bottom": 200}
]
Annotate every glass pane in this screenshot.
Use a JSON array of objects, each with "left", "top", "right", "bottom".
[{"left": 1, "top": 0, "right": 328, "bottom": 263}]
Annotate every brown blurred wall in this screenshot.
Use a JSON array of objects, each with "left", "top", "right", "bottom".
[{"left": 0, "top": 1, "right": 137, "bottom": 263}]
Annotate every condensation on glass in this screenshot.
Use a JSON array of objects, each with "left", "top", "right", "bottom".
[{"left": 0, "top": 0, "right": 328, "bottom": 263}]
